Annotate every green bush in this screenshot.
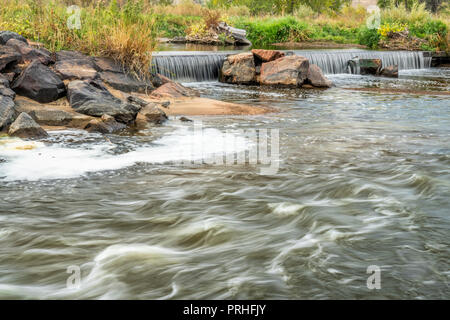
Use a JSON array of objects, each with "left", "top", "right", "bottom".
[{"left": 233, "top": 16, "right": 313, "bottom": 46}]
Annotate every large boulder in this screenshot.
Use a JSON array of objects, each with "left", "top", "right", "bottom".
[
  {"left": 260, "top": 55, "right": 309, "bottom": 87},
  {"left": 12, "top": 60, "right": 66, "bottom": 103},
  {"left": 0, "top": 95, "right": 16, "bottom": 131},
  {"left": 305, "top": 64, "right": 332, "bottom": 88},
  {"left": 8, "top": 112, "right": 48, "bottom": 138},
  {"left": 6, "top": 39, "right": 53, "bottom": 65},
  {"left": 54, "top": 58, "right": 98, "bottom": 80},
  {"left": 28, "top": 109, "right": 77, "bottom": 126},
  {"left": 93, "top": 57, "right": 124, "bottom": 73},
  {"left": 99, "top": 71, "right": 153, "bottom": 93},
  {"left": 0, "top": 45, "right": 21, "bottom": 71},
  {"left": 136, "top": 103, "right": 168, "bottom": 128},
  {"left": 150, "top": 82, "right": 199, "bottom": 99},
  {"left": 84, "top": 114, "right": 126, "bottom": 134},
  {"left": 67, "top": 80, "right": 140, "bottom": 124},
  {"left": 0, "top": 31, "right": 28, "bottom": 45},
  {"left": 14, "top": 97, "right": 94, "bottom": 128},
  {"left": 219, "top": 52, "right": 256, "bottom": 84},
  {"left": 252, "top": 49, "right": 285, "bottom": 63},
  {"left": 379, "top": 65, "right": 398, "bottom": 78}
]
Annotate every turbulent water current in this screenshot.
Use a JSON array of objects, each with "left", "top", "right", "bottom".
[{"left": 0, "top": 65, "right": 449, "bottom": 299}]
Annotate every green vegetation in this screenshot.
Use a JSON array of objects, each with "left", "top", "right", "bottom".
[{"left": 0, "top": 0, "right": 158, "bottom": 78}]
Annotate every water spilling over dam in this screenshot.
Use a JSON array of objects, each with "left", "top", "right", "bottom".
[{"left": 151, "top": 50, "right": 432, "bottom": 82}]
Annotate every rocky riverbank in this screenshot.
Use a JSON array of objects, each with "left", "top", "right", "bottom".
[
  {"left": 219, "top": 49, "right": 333, "bottom": 88},
  {"left": 0, "top": 31, "right": 270, "bottom": 139}
]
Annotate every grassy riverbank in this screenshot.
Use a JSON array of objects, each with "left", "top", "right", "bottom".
[
  {"left": 0, "top": 0, "right": 448, "bottom": 65},
  {"left": 155, "top": 0, "right": 449, "bottom": 51}
]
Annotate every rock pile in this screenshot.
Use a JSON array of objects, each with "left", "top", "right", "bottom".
[
  {"left": 0, "top": 31, "right": 198, "bottom": 138},
  {"left": 219, "top": 49, "right": 332, "bottom": 88}
]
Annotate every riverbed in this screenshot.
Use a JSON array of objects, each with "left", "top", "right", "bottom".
[{"left": 0, "top": 65, "right": 449, "bottom": 299}]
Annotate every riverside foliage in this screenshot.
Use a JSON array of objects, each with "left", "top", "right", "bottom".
[{"left": 0, "top": 0, "right": 448, "bottom": 54}]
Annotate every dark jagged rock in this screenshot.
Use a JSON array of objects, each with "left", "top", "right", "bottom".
[
  {"left": 136, "top": 103, "right": 168, "bottom": 127},
  {"left": 0, "top": 74, "right": 15, "bottom": 99},
  {"left": 305, "top": 64, "right": 332, "bottom": 88},
  {"left": 8, "top": 112, "right": 48, "bottom": 138},
  {"left": 217, "top": 22, "right": 251, "bottom": 46},
  {"left": 54, "top": 58, "right": 98, "bottom": 80},
  {"left": 0, "top": 45, "right": 21, "bottom": 71},
  {"left": 0, "top": 31, "right": 28, "bottom": 45},
  {"left": 379, "top": 65, "right": 398, "bottom": 78},
  {"left": 6, "top": 39, "right": 53, "bottom": 65},
  {"left": 0, "top": 95, "right": 17, "bottom": 131},
  {"left": 1, "top": 72, "right": 16, "bottom": 83},
  {"left": 359, "top": 59, "right": 382, "bottom": 75},
  {"left": 84, "top": 114, "right": 126, "bottom": 134},
  {"left": 179, "top": 116, "right": 193, "bottom": 122},
  {"left": 99, "top": 71, "right": 154, "bottom": 93},
  {"left": 12, "top": 61, "right": 66, "bottom": 103},
  {"left": 93, "top": 57, "right": 124, "bottom": 73},
  {"left": 14, "top": 97, "right": 94, "bottom": 128},
  {"left": 150, "top": 82, "right": 200, "bottom": 99},
  {"left": 94, "top": 56, "right": 154, "bottom": 93},
  {"left": 67, "top": 80, "right": 140, "bottom": 124},
  {"left": 260, "top": 55, "right": 309, "bottom": 87},
  {"left": 219, "top": 52, "right": 256, "bottom": 84}
]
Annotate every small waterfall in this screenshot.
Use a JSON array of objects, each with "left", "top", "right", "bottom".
[
  {"left": 151, "top": 51, "right": 230, "bottom": 82},
  {"left": 152, "top": 50, "right": 432, "bottom": 82}
]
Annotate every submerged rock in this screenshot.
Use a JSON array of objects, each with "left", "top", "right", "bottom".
[
  {"left": 6, "top": 38, "right": 53, "bottom": 65},
  {"left": 8, "top": 112, "right": 48, "bottom": 138},
  {"left": 0, "top": 31, "right": 28, "bottom": 45},
  {"left": 220, "top": 52, "right": 256, "bottom": 84},
  {"left": 54, "top": 58, "right": 98, "bottom": 80},
  {"left": 0, "top": 95, "right": 17, "bottom": 131},
  {"left": 84, "top": 114, "right": 126, "bottom": 134},
  {"left": 67, "top": 80, "right": 140, "bottom": 124},
  {"left": 260, "top": 55, "right": 309, "bottom": 87},
  {"left": 12, "top": 61, "right": 66, "bottom": 103},
  {"left": 305, "top": 64, "right": 332, "bottom": 88},
  {"left": 379, "top": 65, "right": 398, "bottom": 78}
]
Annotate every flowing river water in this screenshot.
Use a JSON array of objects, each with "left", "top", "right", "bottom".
[{"left": 0, "top": 51, "right": 449, "bottom": 299}]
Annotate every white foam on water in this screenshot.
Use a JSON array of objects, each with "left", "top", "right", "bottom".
[
  {"left": 0, "top": 127, "right": 250, "bottom": 181},
  {"left": 267, "top": 202, "right": 306, "bottom": 217}
]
